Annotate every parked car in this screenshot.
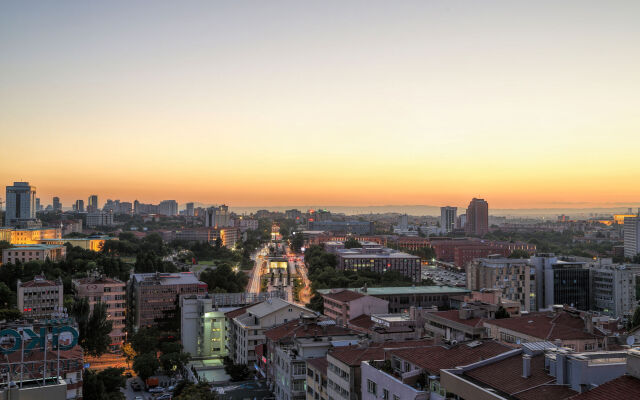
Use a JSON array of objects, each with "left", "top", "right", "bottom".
[{"left": 149, "top": 387, "right": 165, "bottom": 393}]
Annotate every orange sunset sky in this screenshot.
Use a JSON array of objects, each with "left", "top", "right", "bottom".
[{"left": 1, "top": 1, "right": 639, "bottom": 209}]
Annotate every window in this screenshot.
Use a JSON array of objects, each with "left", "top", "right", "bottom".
[
  {"left": 383, "top": 388, "right": 389, "bottom": 400},
  {"left": 367, "top": 379, "right": 377, "bottom": 395},
  {"left": 393, "top": 395, "right": 400, "bottom": 400}
]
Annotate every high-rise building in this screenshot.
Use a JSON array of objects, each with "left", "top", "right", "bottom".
[
  {"left": 158, "top": 200, "right": 178, "bottom": 216},
  {"left": 440, "top": 206, "right": 457, "bottom": 233},
  {"left": 465, "top": 198, "right": 489, "bottom": 236},
  {"left": 35, "top": 197, "right": 41, "bottom": 211},
  {"left": 205, "top": 204, "right": 230, "bottom": 227},
  {"left": 52, "top": 196, "right": 62, "bottom": 211},
  {"left": 186, "top": 202, "right": 195, "bottom": 216},
  {"left": 5, "top": 181, "right": 37, "bottom": 224},
  {"left": 74, "top": 199, "right": 85, "bottom": 212},
  {"left": 624, "top": 216, "right": 640, "bottom": 259},
  {"left": 87, "top": 194, "right": 99, "bottom": 212}
]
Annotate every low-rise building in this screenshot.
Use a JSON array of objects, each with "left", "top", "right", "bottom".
[
  {"left": 264, "top": 316, "right": 359, "bottom": 400},
  {"left": 17, "top": 276, "right": 63, "bottom": 319},
  {"left": 181, "top": 295, "right": 234, "bottom": 360},
  {"left": 422, "top": 308, "right": 488, "bottom": 342},
  {"left": 2, "top": 244, "right": 66, "bottom": 264},
  {"left": 441, "top": 342, "right": 634, "bottom": 400},
  {"left": 129, "top": 272, "right": 207, "bottom": 329},
  {"left": 73, "top": 274, "right": 127, "bottom": 349},
  {"left": 327, "top": 242, "right": 421, "bottom": 282},
  {"left": 322, "top": 290, "right": 389, "bottom": 326},
  {"left": 318, "top": 285, "right": 470, "bottom": 314},
  {"left": 228, "top": 298, "right": 315, "bottom": 365},
  {"left": 360, "top": 340, "right": 511, "bottom": 400},
  {"left": 326, "top": 339, "right": 435, "bottom": 400},
  {"left": 348, "top": 313, "right": 421, "bottom": 342},
  {"left": 40, "top": 235, "right": 116, "bottom": 252},
  {"left": 483, "top": 308, "right": 616, "bottom": 351}
]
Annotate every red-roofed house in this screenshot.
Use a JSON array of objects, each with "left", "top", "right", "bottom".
[
  {"left": 263, "top": 315, "right": 359, "bottom": 400},
  {"left": 483, "top": 310, "right": 606, "bottom": 351},
  {"left": 322, "top": 290, "right": 389, "bottom": 326},
  {"left": 360, "top": 340, "right": 512, "bottom": 400}
]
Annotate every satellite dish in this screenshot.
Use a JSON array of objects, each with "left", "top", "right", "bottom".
[{"left": 627, "top": 336, "right": 635, "bottom": 346}]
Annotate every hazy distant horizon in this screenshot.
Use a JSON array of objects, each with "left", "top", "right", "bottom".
[{"left": 227, "top": 204, "right": 640, "bottom": 218}]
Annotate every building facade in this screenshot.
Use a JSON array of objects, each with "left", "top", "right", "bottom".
[
  {"left": 465, "top": 197, "right": 489, "bottom": 236},
  {"left": 625, "top": 216, "right": 640, "bottom": 258},
  {"left": 321, "top": 290, "right": 389, "bottom": 326},
  {"left": 440, "top": 206, "right": 457, "bottom": 234},
  {"left": 158, "top": 200, "right": 178, "bottom": 216},
  {"left": 466, "top": 257, "right": 534, "bottom": 312},
  {"left": 5, "top": 182, "right": 37, "bottom": 225},
  {"left": 129, "top": 272, "right": 207, "bottom": 329},
  {"left": 17, "top": 276, "right": 64, "bottom": 319},
  {"left": 204, "top": 205, "right": 230, "bottom": 228},
  {"left": 2, "top": 244, "right": 66, "bottom": 264},
  {"left": 73, "top": 274, "right": 126, "bottom": 349}
]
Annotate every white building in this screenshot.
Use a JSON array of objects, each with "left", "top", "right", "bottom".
[
  {"left": 181, "top": 295, "right": 236, "bottom": 360},
  {"left": 625, "top": 216, "right": 640, "bottom": 259},
  {"left": 159, "top": 200, "right": 178, "bottom": 216},
  {"left": 591, "top": 260, "right": 640, "bottom": 317},
  {"left": 86, "top": 212, "right": 115, "bottom": 227},
  {"left": 205, "top": 205, "right": 230, "bottom": 228},
  {"left": 228, "top": 298, "right": 315, "bottom": 365},
  {"left": 440, "top": 206, "right": 457, "bottom": 233},
  {"left": 5, "top": 181, "right": 37, "bottom": 225}
]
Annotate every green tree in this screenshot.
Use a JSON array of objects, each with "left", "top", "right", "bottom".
[
  {"left": 72, "top": 298, "right": 113, "bottom": 357},
  {"left": 0, "top": 309, "right": 22, "bottom": 321},
  {"left": 133, "top": 352, "right": 160, "bottom": 382},
  {"left": 160, "top": 351, "right": 190, "bottom": 376},
  {"left": 0, "top": 282, "right": 15, "bottom": 308},
  {"left": 344, "top": 237, "right": 362, "bottom": 249},
  {"left": 173, "top": 382, "right": 217, "bottom": 400},
  {"left": 224, "top": 363, "right": 250, "bottom": 381},
  {"left": 508, "top": 249, "right": 530, "bottom": 259},
  {"left": 495, "top": 306, "right": 510, "bottom": 319},
  {"left": 130, "top": 327, "right": 159, "bottom": 354}
]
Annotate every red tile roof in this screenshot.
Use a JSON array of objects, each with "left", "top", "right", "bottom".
[
  {"left": 307, "top": 357, "right": 329, "bottom": 375},
  {"left": 264, "top": 319, "right": 354, "bottom": 341},
  {"left": 20, "top": 278, "right": 58, "bottom": 288},
  {"left": 390, "top": 341, "right": 511, "bottom": 374},
  {"left": 464, "top": 353, "right": 577, "bottom": 399},
  {"left": 224, "top": 303, "right": 256, "bottom": 318},
  {"left": 431, "top": 310, "right": 484, "bottom": 328},
  {"left": 329, "top": 339, "right": 436, "bottom": 366},
  {"left": 484, "top": 312, "right": 598, "bottom": 341},
  {"left": 348, "top": 314, "right": 375, "bottom": 331},
  {"left": 569, "top": 375, "right": 640, "bottom": 400},
  {"left": 323, "top": 290, "right": 365, "bottom": 303}
]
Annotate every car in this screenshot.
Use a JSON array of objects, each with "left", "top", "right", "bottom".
[
  {"left": 134, "top": 397, "right": 144, "bottom": 400},
  {"left": 149, "top": 387, "right": 165, "bottom": 393},
  {"left": 156, "top": 394, "right": 172, "bottom": 400}
]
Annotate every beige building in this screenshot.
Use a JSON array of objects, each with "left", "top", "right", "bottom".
[
  {"left": 8, "top": 228, "right": 61, "bottom": 244},
  {"left": 17, "top": 276, "right": 64, "bottom": 319},
  {"left": 228, "top": 298, "right": 314, "bottom": 365},
  {"left": 2, "top": 244, "right": 66, "bottom": 264},
  {"left": 467, "top": 257, "right": 534, "bottom": 312},
  {"left": 306, "top": 357, "right": 329, "bottom": 400},
  {"left": 73, "top": 274, "right": 126, "bottom": 349}
]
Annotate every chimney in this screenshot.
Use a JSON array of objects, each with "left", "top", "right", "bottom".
[{"left": 522, "top": 354, "right": 532, "bottom": 378}]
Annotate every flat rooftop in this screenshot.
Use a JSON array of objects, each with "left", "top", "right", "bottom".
[{"left": 318, "top": 285, "right": 469, "bottom": 296}]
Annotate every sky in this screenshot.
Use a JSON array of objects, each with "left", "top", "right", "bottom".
[{"left": 1, "top": 1, "right": 639, "bottom": 209}]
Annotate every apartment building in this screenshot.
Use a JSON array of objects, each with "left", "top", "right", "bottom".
[
  {"left": 306, "top": 357, "right": 329, "bottom": 400},
  {"left": 17, "top": 276, "right": 64, "bottom": 319},
  {"left": 228, "top": 298, "right": 314, "bottom": 365},
  {"left": 264, "top": 316, "right": 358, "bottom": 400},
  {"left": 73, "top": 274, "right": 127, "bottom": 349},
  {"left": 129, "top": 272, "right": 207, "bottom": 329},
  {"left": 321, "top": 290, "right": 388, "bottom": 326},
  {"left": 466, "top": 257, "right": 535, "bottom": 312},
  {"left": 592, "top": 262, "right": 640, "bottom": 317}
]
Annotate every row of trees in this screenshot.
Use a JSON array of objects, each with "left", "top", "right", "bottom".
[
  {"left": 303, "top": 245, "right": 426, "bottom": 312},
  {"left": 129, "top": 327, "right": 191, "bottom": 382}
]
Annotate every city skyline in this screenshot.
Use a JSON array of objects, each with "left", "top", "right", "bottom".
[{"left": 2, "top": 1, "right": 640, "bottom": 208}]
